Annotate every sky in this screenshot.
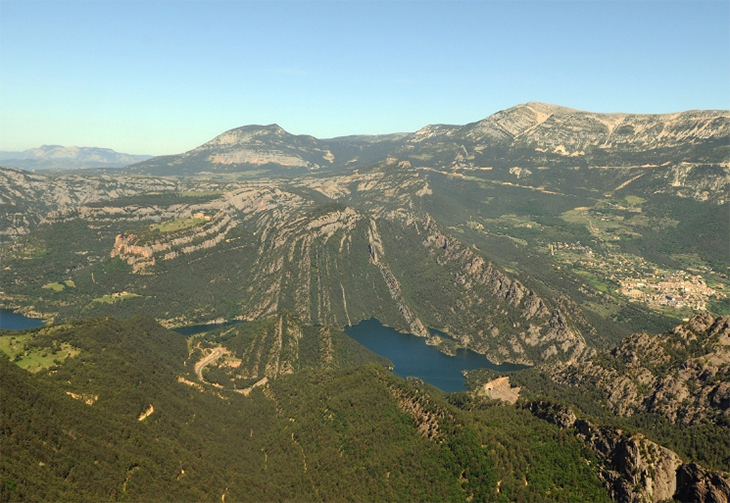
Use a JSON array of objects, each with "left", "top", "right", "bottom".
[{"left": 0, "top": 0, "right": 728, "bottom": 155}]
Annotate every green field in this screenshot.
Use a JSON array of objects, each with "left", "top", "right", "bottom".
[
  {"left": 42, "top": 279, "right": 76, "bottom": 292},
  {"left": 42, "top": 282, "right": 65, "bottom": 292},
  {"left": 0, "top": 333, "right": 80, "bottom": 373},
  {"left": 92, "top": 293, "right": 143, "bottom": 304},
  {"left": 624, "top": 195, "right": 646, "bottom": 206},
  {"left": 572, "top": 269, "right": 615, "bottom": 293},
  {"left": 151, "top": 216, "right": 206, "bottom": 233}
]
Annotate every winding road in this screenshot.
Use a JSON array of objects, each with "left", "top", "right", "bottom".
[
  {"left": 193, "top": 347, "right": 269, "bottom": 395},
  {"left": 194, "top": 348, "right": 225, "bottom": 381}
]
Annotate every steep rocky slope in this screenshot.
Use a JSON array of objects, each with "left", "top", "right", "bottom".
[
  {"left": 1, "top": 315, "right": 615, "bottom": 503},
  {"left": 2, "top": 103, "right": 727, "bottom": 367},
  {"left": 526, "top": 400, "right": 730, "bottom": 503},
  {"left": 1, "top": 161, "right": 601, "bottom": 365},
  {"left": 0, "top": 168, "right": 179, "bottom": 241},
  {"left": 549, "top": 313, "right": 730, "bottom": 425},
  {"left": 99, "top": 167, "right": 589, "bottom": 365},
  {"left": 128, "top": 124, "right": 408, "bottom": 176}
]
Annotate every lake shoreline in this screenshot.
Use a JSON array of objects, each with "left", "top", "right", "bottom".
[
  {"left": 345, "top": 318, "right": 525, "bottom": 393},
  {"left": 0, "top": 308, "right": 46, "bottom": 331}
]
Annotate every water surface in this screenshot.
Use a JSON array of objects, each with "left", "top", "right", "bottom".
[
  {"left": 0, "top": 309, "right": 45, "bottom": 331},
  {"left": 345, "top": 318, "right": 524, "bottom": 392}
]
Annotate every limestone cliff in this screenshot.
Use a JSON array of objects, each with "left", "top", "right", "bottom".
[
  {"left": 549, "top": 313, "right": 730, "bottom": 425},
  {"left": 526, "top": 400, "right": 730, "bottom": 503}
]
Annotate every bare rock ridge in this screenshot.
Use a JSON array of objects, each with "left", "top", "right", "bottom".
[
  {"left": 2, "top": 161, "right": 594, "bottom": 365},
  {"left": 549, "top": 313, "right": 730, "bottom": 425},
  {"left": 127, "top": 102, "right": 729, "bottom": 181},
  {"left": 111, "top": 211, "right": 236, "bottom": 273},
  {"left": 367, "top": 218, "right": 430, "bottom": 338},
  {"left": 526, "top": 400, "right": 730, "bottom": 503},
  {"left": 457, "top": 102, "right": 729, "bottom": 152},
  {"left": 520, "top": 315, "right": 730, "bottom": 502},
  {"left": 0, "top": 167, "right": 179, "bottom": 240},
  {"left": 95, "top": 176, "right": 581, "bottom": 364},
  {"left": 419, "top": 214, "right": 590, "bottom": 363},
  {"left": 1, "top": 102, "right": 728, "bottom": 369}
]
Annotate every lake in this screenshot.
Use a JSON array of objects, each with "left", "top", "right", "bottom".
[
  {"left": 345, "top": 318, "right": 525, "bottom": 392},
  {"left": 0, "top": 310, "right": 520, "bottom": 392},
  {"left": 0, "top": 309, "right": 46, "bottom": 331}
]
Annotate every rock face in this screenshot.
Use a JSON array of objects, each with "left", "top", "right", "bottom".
[
  {"left": 459, "top": 103, "right": 728, "bottom": 157},
  {"left": 526, "top": 400, "right": 730, "bottom": 503},
  {"left": 549, "top": 314, "right": 730, "bottom": 425},
  {"left": 110, "top": 211, "right": 236, "bottom": 273},
  {"left": 2, "top": 103, "right": 728, "bottom": 366},
  {"left": 0, "top": 167, "right": 179, "bottom": 241},
  {"left": 147, "top": 124, "right": 329, "bottom": 173},
  {"left": 418, "top": 215, "right": 590, "bottom": 364},
  {"left": 675, "top": 463, "right": 730, "bottom": 503},
  {"left": 1, "top": 162, "right": 600, "bottom": 365},
  {"left": 577, "top": 422, "right": 683, "bottom": 503}
]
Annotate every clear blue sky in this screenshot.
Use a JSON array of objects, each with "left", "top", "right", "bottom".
[{"left": 1, "top": 0, "right": 728, "bottom": 155}]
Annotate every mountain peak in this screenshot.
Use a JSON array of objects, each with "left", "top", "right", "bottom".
[
  {"left": 232, "top": 123, "right": 286, "bottom": 134},
  {"left": 200, "top": 124, "right": 291, "bottom": 149},
  {"left": 522, "top": 102, "right": 577, "bottom": 113},
  {"left": 128, "top": 103, "right": 729, "bottom": 177}
]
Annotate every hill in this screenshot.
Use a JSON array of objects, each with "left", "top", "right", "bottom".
[
  {"left": 1, "top": 315, "right": 612, "bottom": 502},
  {"left": 127, "top": 102, "right": 729, "bottom": 193},
  {"left": 3, "top": 314, "right": 729, "bottom": 502},
  {"left": 503, "top": 314, "right": 730, "bottom": 477}
]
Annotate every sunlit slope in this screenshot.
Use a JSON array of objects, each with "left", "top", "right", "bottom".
[{"left": 1, "top": 103, "right": 728, "bottom": 366}]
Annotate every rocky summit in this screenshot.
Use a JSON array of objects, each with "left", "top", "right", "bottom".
[
  {"left": 127, "top": 103, "right": 730, "bottom": 201},
  {"left": 549, "top": 313, "right": 730, "bottom": 426}
]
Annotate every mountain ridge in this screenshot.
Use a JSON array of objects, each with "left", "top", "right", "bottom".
[
  {"left": 126, "top": 102, "right": 729, "bottom": 177},
  {"left": 0, "top": 145, "right": 153, "bottom": 170}
]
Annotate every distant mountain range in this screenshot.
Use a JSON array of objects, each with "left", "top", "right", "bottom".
[
  {"left": 0, "top": 145, "right": 152, "bottom": 170},
  {"left": 127, "top": 102, "right": 729, "bottom": 178}
]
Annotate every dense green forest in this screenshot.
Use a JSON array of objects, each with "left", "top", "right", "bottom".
[{"left": 1, "top": 316, "right": 611, "bottom": 502}]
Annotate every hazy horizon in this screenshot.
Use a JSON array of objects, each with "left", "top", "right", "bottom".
[{"left": 1, "top": 0, "right": 728, "bottom": 155}]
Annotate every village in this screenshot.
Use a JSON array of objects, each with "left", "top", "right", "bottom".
[
  {"left": 619, "top": 274, "right": 725, "bottom": 311},
  {"left": 546, "top": 241, "right": 727, "bottom": 312}
]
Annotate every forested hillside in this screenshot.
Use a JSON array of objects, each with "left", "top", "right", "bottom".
[{"left": 1, "top": 316, "right": 611, "bottom": 502}]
